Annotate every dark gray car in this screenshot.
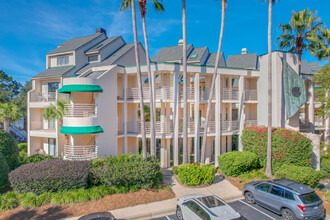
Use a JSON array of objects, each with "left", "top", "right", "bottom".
[{"left": 243, "top": 179, "right": 326, "bottom": 220}]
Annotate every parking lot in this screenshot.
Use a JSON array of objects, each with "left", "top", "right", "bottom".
[{"left": 152, "top": 199, "right": 282, "bottom": 220}]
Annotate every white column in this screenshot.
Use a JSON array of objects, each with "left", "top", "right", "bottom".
[
  {"left": 160, "top": 138, "right": 165, "bottom": 168},
  {"left": 173, "top": 71, "right": 179, "bottom": 166},
  {"left": 194, "top": 73, "right": 200, "bottom": 163},
  {"left": 238, "top": 75, "right": 245, "bottom": 151},
  {"left": 215, "top": 75, "right": 221, "bottom": 166},
  {"left": 166, "top": 138, "right": 171, "bottom": 167},
  {"left": 228, "top": 135, "right": 232, "bottom": 152},
  {"left": 123, "top": 73, "right": 128, "bottom": 154},
  {"left": 308, "top": 81, "right": 315, "bottom": 133}
]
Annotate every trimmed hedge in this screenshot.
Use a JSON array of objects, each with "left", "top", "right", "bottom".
[
  {"left": 0, "top": 152, "right": 10, "bottom": 192},
  {"left": 242, "top": 126, "right": 312, "bottom": 172},
  {"left": 176, "top": 163, "right": 216, "bottom": 186},
  {"left": 218, "top": 151, "right": 259, "bottom": 176},
  {"left": 275, "top": 164, "right": 324, "bottom": 188},
  {"left": 90, "top": 154, "right": 162, "bottom": 190},
  {"left": 0, "top": 130, "right": 19, "bottom": 169},
  {"left": 8, "top": 159, "right": 90, "bottom": 194}
]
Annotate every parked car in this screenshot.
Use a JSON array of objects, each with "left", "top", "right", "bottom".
[
  {"left": 243, "top": 179, "right": 326, "bottom": 220},
  {"left": 176, "top": 194, "right": 243, "bottom": 220},
  {"left": 78, "top": 212, "right": 116, "bottom": 220}
]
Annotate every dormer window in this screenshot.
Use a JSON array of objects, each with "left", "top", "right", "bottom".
[
  {"left": 88, "top": 55, "right": 99, "bottom": 63},
  {"left": 57, "top": 56, "right": 69, "bottom": 66}
]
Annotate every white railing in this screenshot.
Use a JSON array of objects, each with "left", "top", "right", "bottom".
[
  {"left": 244, "top": 89, "right": 258, "bottom": 101},
  {"left": 117, "top": 88, "right": 124, "bottom": 100},
  {"left": 30, "top": 120, "right": 55, "bottom": 130},
  {"left": 244, "top": 120, "right": 258, "bottom": 127},
  {"left": 222, "top": 120, "right": 239, "bottom": 131},
  {"left": 179, "top": 121, "right": 195, "bottom": 134},
  {"left": 200, "top": 121, "right": 216, "bottom": 133},
  {"left": 315, "top": 117, "right": 325, "bottom": 128},
  {"left": 118, "top": 123, "right": 124, "bottom": 135},
  {"left": 155, "top": 86, "right": 173, "bottom": 100},
  {"left": 64, "top": 145, "right": 98, "bottom": 160},
  {"left": 126, "top": 87, "right": 150, "bottom": 100},
  {"left": 179, "top": 87, "right": 195, "bottom": 101},
  {"left": 200, "top": 87, "right": 216, "bottom": 101},
  {"left": 30, "top": 92, "right": 56, "bottom": 102},
  {"left": 222, "top": 88, "right": 239, "bottom": 101},
  {"left": 64, "top": 104, "right": 97, "bottom": 117},
  {"left": 126, "top": 121, "right": 174, "bottom": 134}
]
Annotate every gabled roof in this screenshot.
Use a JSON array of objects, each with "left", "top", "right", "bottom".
[
  {"left": 187, "top": 47, "right": 208, "bottom": 64},
  {"left": 205, "top": 52, "right": 225, "bottom": 67},
  {"left": 47, "top": 33, "right": 104, "bottom": 55},
  {"left": 151, "top": 44, "right": 193, "bottom": 63},
  {"left": 301, "top": 60, "right": 320, "bottom": 74},
  {"left": 33, "top": 65, "right": 75, "bottom": 79},
  {"left": 77, "top": 43, "right": 135, "bottom": 74},
  {"left": 226, "top": 53, "right": 258, "bottom": 69},
  {"left": 86, "top": 36, "right": 121, "bottom": 54}
]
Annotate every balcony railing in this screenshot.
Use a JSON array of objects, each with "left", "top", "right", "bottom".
[
  {"left": 222, "top": 88, "right": 239, "bottom": 101},
  {"left": 118, "top": 123, "right": 124, "bottom": 135},
  {"left": 178, "top": 121, "right": 195, "bottom": 134},
  {"left": 126, "top": 87, "right": 150, "bottom": 100},
  {"left": 244, "top": 89, "right": 258, "bottom": 101},
  {"left": 30, "top": 92, "right": 56, "bottom": 102},
  {"left": 126, "top": 121, "right": 174, "bottom": 134},
  {"left": 30, "top": 120, "right": 55, "bottom": 130},
  {"left": 200, "top": 88, "right": 216, "bottom": 101},
  {"left": 64, "top": 145, "right": 98, "bottom": 160},
  {"left": 117, "top": 89, "right": 124, "bottom": 100},
  {"left": 244, "top": 120, "right": 258, "bottom": 128},
  {"left": 200, "top": 121, "right": 216, "bottom": 133},
  {"left": 64, "top": 104, "right": 97, "bottom": 117},
  {"left": 222, "top": 120, "right": 239, "bottom": 131}
]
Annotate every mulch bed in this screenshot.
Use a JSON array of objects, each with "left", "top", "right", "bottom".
[{"left": 0, "top": 189, "right": 175, "bottom": 220}]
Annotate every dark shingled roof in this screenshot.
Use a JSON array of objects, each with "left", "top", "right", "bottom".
[
  {"left": 206, "top": 52, "right": 225, "bottom": 67},
  {"left": 86, "top": 36, "right": 121, "bottom": 54},
  {"left": 33, "top": 66, "right": 75, "bottom": 79},
  {"left": 77, "top": 43, "right": 135, "bottom": 74},
  {"left": 187, "top": 47, "right": 208, "bottom": 64},
  {"left": 151, "top": 44, "right": 193, "bottom": 63},
  {"left": 47, "top": 33, "right": 103, "bottom": 55},
  {"left": 226, "top": 53, "right": 258, "bottom": 69},
  {"left": 301, "top": 60, "right": 320, "bottom": 74}
]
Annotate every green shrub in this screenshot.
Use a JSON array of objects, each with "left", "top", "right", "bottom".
[
  {"left": 172, "top": 166, "right": 178, "bottom": 175},
  {"left": 36, "top": 192, "right": 52, "bottom": 207},
  {"left": 18, "top": 143, "right": 27, "bottom": 153},
  {"left": 20, "top": 192, "right": 37, "bottom": 208},
  {"left": 242, "top": 127, "right": 312, "bottom": 172},
  {"left": 275, "top": 164, "right": 324, "bottom": 188},
  {"left": 176, "top": 163, "right": 216, "bottom": 186},
  {"left": 218, "top": 151, "right": 259, "bottom": 176},
  {"left": 115, "top": 186, "right": 129, "bottom": 194},
  {"left": 0, "top": 130, "right": 19, "bottom": 169},
  {"left": 0, "top": 191, "right": 20, "bottom": 210},
  {"left": 9, "top": 159, "right": 90, "bottom": 194},
  {"left": 90, "top": 154, "right": 162, "bottom": 190},
  {"left": 19, "top": 154, "right": 55, "bottom": 165},
  {"left": 0, "top": 152, "right": 10, "bottom": 193},
  {"left": 321, "top": 156, "right": 330, "bottom": 177}
]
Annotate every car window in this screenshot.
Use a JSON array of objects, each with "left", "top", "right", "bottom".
[
  {"left": 197, "top": 196, "right": 225, "bottom": 208},
  {"left": 270, "top": 186, "right": 283, "bottom": 197},
  {"left": 299, "top": 192, "right": 321, "bottom": 204},
  {"left": 185, "top": 201, "right": 210, "bottom": 220},
  {"left": 256, "top": 183, "right": 271, "bottom": 192},
  {"left": 185, "top": 201, "right": 197, "bottom": 210},
  {"left": 284, "top": 190, "right": 295, "bottom": 200}
]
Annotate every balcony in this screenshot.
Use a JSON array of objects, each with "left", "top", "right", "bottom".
[
  {"left": 118, "top": 123, "right": 124, "bottom": 135},
  {"left": 117, "top": 89, "right": 124, "bottom": 100},
  {"left": 244, "top": 120, "right": 258, "bottom": 128},
  {"left": 64, "top": 145, "right": 98, "bottom": 160},
  {"left": 126, "top": 121, "right": 174, "bottom": 135},
  {"left": 178, "top": 121, "right": 195, "bottom": 134},
  {"left": 200, "top": 88, "right": 216, "bottom": 101},
  {"left": 221, "top": 120, "right": 239, "bottom": 131},
  {"left": 30, "top": 92, "right": 56, "bottom": 102},
  {"left": 200, "top": 121, "right": 216, "bottom": 133},
  {"left": 244, "top": 89, "right": 258, "bottom": 101},
  {"left": 30, "top": 120, "right": 56, "bottom": 138},
  {"left": 64, "top": 104, "right": 97, "bottom": 117},
  {"left": 222, "top": 88, "right": 239, "bottom": 101}
]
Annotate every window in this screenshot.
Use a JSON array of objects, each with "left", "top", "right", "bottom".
[
  {"left": 48, "top": 138, "right": 56, "bottom": 156},
  {"left": 232, "top": 109, "right": 238, "bottom": 121},
  {"left": 197, "top": 196, "right": 225, "bottom": 208},
  {"left": 88, "top": 55, "right": 99, "bottom": 63},
  {"left": 270, "top": 186, "right": 283, "bottom": 197},
  {"left": 57, "top": 56, "right": 69, "bottom": 65},
  {"left": 284, "top": 190, "right": 295, "bottom": 200},
  {"left": 48, "top": 82, "right": 59, "bottom": 92},
  {"left": 256, "top": 183, "right": 271, "bottom": 192},
  {"left": 185, "top": 201, "right": 210, "bottom": 220},
  {"left": 190, "top": 54, "right": 198, "bottom": 59},
  {"left": 312, "top": 68, "right": 317, "bottom": 72},
  {"left": 299, "top": 192, "right": 321, "bottom": 204}
]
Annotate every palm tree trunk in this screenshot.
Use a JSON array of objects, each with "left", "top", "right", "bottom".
[
  {"left": 265, "top": 0, "right": 273, "bottom": 178},
  {"left": 131, "top": 0, "right": 147, "bottom": 158},
  {"left": 141, "top": 16, "right": 156, "bottom": 157},
  {"left": 201, "top": 0, "right": 226, "bottom": 164},
  {"left": 3, "top": 119, "right": 10, "bottom": 133},
  {"left": 182, "top": 0, "right": 188, "bottom": 164}
]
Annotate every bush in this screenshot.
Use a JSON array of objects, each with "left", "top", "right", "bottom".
[
  {"left": 90, "top": 154, "right": 162, "bottom": 190},
  {"left": 0, "top": 130, "right": 19, "bottom": 169},
  {"left": 176, "top": 163, "right": 216, "bottom": 186},
  {"left": 275, "top": 164, "right": 324, "bottom": 188},
  {"left": 8, "top": 159, "right": 90, "bottom": 194},
  {"left": 18, "top": 143, "right": 27, "bottom": 153},
  {"left": 20, "top": 154, "right": 55, "bottom": 165},
  {"left": 0, "top": 191, "right": 20, "bottom": 210},
  {"left": 218, "top": 151, "right": 259, "bottom": 176},
  {"left": 172, "top": 166, "right": 179, "bottom": 175},
  {"left": 242, "top": 127, "right": 312, "bottom": 172},
  {"left": 0, "top": 152, "right": 10, "bottom": 192},
  {"left": 321, "top": 155, "right": 330, "bottom": 176}
]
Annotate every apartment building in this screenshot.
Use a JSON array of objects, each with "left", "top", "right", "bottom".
[{"left": 27, "top": 29, "right": 329, "bottom": 167}]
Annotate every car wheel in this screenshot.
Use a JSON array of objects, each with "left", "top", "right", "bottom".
[
  {"left": 244, "top": 191, "right": 256, "bottom": 204},
  {"left": 282, "top": 208, "right": 296, "bottom": 220},
  {"left": 176, "top": 206, "right": 184, "bottom": 220}
]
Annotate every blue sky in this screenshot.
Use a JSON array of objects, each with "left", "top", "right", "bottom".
[{"left": 0, "top": 0, "right": 329, "bottom": 82}]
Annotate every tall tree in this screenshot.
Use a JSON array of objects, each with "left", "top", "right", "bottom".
[
  {"left": 0, "top": 70, "right": 22, "bottom": 103},
  {"left": 276, "top": 8, "right": 326, "bottom": 73},
  {"left": 13, "top": 81, "right": 32, "bottom": 118},
  {"left": 182, "top": 0, "right": 188, "bottom": 164},
  {"left": 120, "top": 0, "right": 147, "bottom": 158},
  {"left": 0, "top": 103, "right": 20, "bottom": 132},
  {"left": 313, "top": 65, "right": 330, "bottom": 118},
  {"left": 201, "top": 0, "right": 227, "bottom": 164},
  {"left": 309, "top": 28, "right": 330, "bottom": 61}
]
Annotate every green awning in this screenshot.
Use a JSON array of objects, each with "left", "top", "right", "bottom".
[
  {"left": 60, "top": 126, "right": 104, "bottom": 135},
  {"left": 58, "top": 84, "right": 103, "bottom": 93}
]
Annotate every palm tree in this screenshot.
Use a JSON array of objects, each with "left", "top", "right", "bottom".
[
  {"left": 120, "top": 0, "right": 147, "bottom": 158},
  {"left": 309, "top": 28, "right": 330, "bottom": 61},
  {"left": 201, "top": 0, "right": 227, "bottom": 164},
  {"left": 182, "top": 0, "right": 188, "bottom": 164},
  {"left": 276, "top": 8, "right": 325, "bottom": 74},
  {"left": 0, "top": 103, "right": 20, "bottom": 132}
]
